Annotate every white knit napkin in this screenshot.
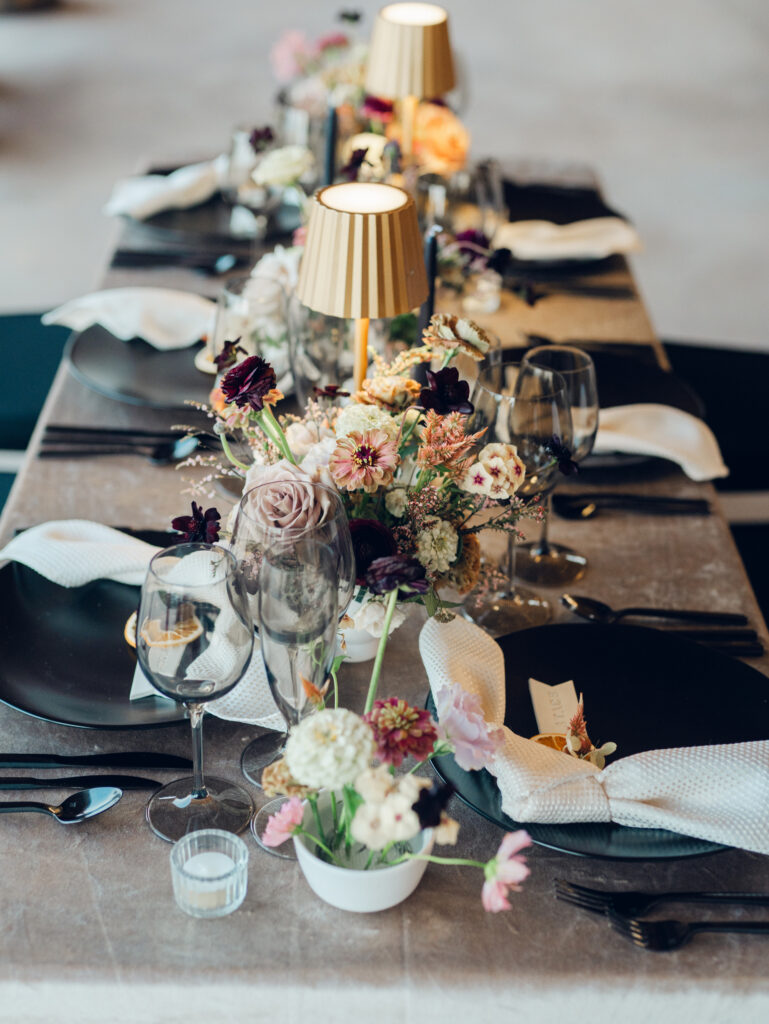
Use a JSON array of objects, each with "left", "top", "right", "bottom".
[
  {"left": 594, "top": 404, "right": 728, "bottom": 481},
  {"left": 42, "top": 287, "right": 216, "bottom": 350},
  {"left": 493, "top": 217, "right": 641, "bottom": 261},
  {"left": 420, "top": 617, "right": 769, "bottom": 855},
  {"left": 0, "top": 520, "right": 160, "bottom": 587},
  {"left": 104, "top": 155, "right": 230, "bottom": 220}
]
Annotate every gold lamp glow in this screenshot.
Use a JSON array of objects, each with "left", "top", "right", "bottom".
[
  {"left": 365, "top": 3, "right": 456, "bottom": 161},
  {"left": 295, "top": 182, "right": 428, "bottom": 391}
]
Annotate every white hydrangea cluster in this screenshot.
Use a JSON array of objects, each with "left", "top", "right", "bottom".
[
  {"left": 416, "top": 517, "right": 459, "bottom": 573},
  {"left": 335, "top": 402, "right": 399, "bottom": 444},
  {"left": 285, "top": 708, "right": 375, "bottom": 789}
]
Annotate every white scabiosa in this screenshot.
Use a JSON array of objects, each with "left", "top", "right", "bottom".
[{"left": 285, "top": 708, "right": 375, "bottom": 789}]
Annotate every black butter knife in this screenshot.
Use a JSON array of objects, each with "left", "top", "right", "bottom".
[
  {"left": 0, "top": 775, "right": 162, "bottom": 791},
  {"left": 0, "top": 753, "right": 191, "bottom": 770}
]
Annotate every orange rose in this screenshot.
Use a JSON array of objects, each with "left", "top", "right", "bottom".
[{"left": 388, "top": 102, "right": 470, "bottom": 175}]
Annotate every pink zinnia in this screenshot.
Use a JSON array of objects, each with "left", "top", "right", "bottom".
[
  {"left": 261, "top": 796, "right": 305, "bottom": 847},
  {"left": 481, "top": 831, "right": 532, "bottom": 912},
  {"left": 329, "top": 429, "right": 399, "bottom": 494},
  {"left": 365, "top": 698, "right": 438, "bottom": 767},
  {"left": 434, "top": 683, "right": 505, "bottom": 771}
]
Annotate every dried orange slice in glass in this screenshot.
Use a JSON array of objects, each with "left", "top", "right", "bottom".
[
  {"left": 530, "top": 732, "right": 568, "bottom": 751},
  {"left": 138, "top": 614, "right": 203, "bottom": 649},
  {"left": 124, "top": 611, "right": 138, "bottom": 649}
]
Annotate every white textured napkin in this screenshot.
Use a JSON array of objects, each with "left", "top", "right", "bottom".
[
  {"left": 0, "top": 520, "right": 160, "bottom": 587},
  {"left": 42, "top": 287, "right": 216, "bottom": 350},
  {"left": 420, "top": 617, "right": 769, "bottom": 855},
  {"left": 493, "top": 216, "right": 641, "bottom": 261},
  {"left": 594, "top": 404, "right": 728, "bottom": 481},
  {"left": 104, "top": 155, "right": 230, "bottom": 220}
]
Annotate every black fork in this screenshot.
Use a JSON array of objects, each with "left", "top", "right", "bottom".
[
  {"left": 608, "top": 912, "right": 769, "bottom": 951},
  {"left": 554, "top": 879, "right": 769, "bottom": 918}
]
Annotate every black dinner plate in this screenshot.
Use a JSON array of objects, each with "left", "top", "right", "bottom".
[
  {"left": 65, "top": 326, "right": 214, "bottom": 410},
  {"left": 0, "top": 530, "right": 186, "bottom": 729},
  {"left": 132, "top": 192, "right": 302, "bottom": 248},
  {"left": 429, "top": 623, "right": 769, "bottom": 859}
]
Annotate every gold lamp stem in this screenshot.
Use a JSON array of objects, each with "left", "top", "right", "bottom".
[
  {"left": 353, "top": 317, "right": 370, "bottom": 392},
  {"left": 401, "top": 95, "right": 419, "bottom": 163}
]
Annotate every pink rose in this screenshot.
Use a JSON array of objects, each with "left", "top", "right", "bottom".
[{"left": 241, "top": 461, "right": 331, "bottom": 533}]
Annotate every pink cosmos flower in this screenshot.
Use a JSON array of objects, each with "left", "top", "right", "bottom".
[
  {"left": 481, "top": 830, "right": 532, "bottom": 912},
  {"left": 261, "top": 796, "right": 305, "bottom": 846},
  {"left": 329, "top": 429, "right": 399, "bottom": 494},
  {"left": 434, "top": 682, "right": 505, "bottom": 771}
]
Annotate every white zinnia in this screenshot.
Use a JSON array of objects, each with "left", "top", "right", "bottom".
[
  {"left": 416, "top": 517, "right": 459, "bottom": 574},
  {"left": 285, "top": 709, "right": 375, "bottom": 789},
  {"left": 253, "top": 145, "right": 315, "bottom": 187},
  {"left": 335, "top": 403, "right": 399, "bottom": 444}
]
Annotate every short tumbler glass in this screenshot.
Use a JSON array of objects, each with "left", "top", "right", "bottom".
[{"left": 170, "top": 829, "right": 249, "bottom": 919}]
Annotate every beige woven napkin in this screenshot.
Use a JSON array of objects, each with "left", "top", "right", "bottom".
[
  {"left": 104, "top": 155, "right": 230, "bottom": 220},
  {"left": 420, "top": 617, "right": 769, "bottom": 854},
  {"left": 492, "top": 216, "right": 641, "bottom": 261}
]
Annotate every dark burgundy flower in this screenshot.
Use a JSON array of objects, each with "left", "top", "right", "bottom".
[
  {"left": 339, "top": 147, "right": 369, "bottom": 182},
  {"left": 455, "top": 229, "right": 490, "bottom": 258},
  {"left": 220, "top": 355, "right": 277, "bottom": 412},
  {"left": 313, "top": 383, "right": 350, "bottom": 400},
  {"left": 487, "top": 247, "right": 512, "bottom": 276},
  {"left": 546, "top": 434, "right": 579, "bottom": 476},
  {"left": 338, "top": 8, "right": 362, "bottom": 24},
  {"left": 412, "top": 780, "right": 454, "bottom": 828},
  {"left": 214, "top": 338, "right": 246, "bottom": 373},
  {"left": 365, "top": 555, "right": 428, "bottom": 596},
  {"left": 360, "top": 94, "right": 393, "bottom": 122},
  {"left": 171, "top": 502, "right": 221, "bottom": 544},
  {"left": 364, "top": 698, "right": 438, "bottom": 767},
  {"left": 419, "top": 366, "right": 473, "bottom": 416},
  {"left": 249, "top": 126, "right": 274, "bottom": 152},
  {"left": 349, "top": 518, "right": 397, "bottom": 585}
]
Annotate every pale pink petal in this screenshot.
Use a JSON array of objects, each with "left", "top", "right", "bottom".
[
  {"left": 498, "top": 829, "right": 532, "bottom": 860},
  {"left": 261, "top": 797, "right": 305, "bottom": 847},
  {"left": 481, "top": 879, "right": 512, "bottom": 913}
]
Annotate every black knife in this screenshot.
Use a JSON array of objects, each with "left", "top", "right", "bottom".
[
  {"left": 0, "top": 753, "right": 192, "bottom": 770},
  {"left": 0, "top": 774, "right": 162, "bottom": 791}
]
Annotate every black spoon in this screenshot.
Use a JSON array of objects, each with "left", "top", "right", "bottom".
[
  {"left": 561, "top": 594, "right": 749, "bottom": 627},
  {"left": 0, "top": 787, "right": 123, "bottom": 824}
]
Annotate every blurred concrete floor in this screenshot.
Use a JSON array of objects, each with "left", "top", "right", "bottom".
[{"left": 0, "top": 0, "right": 767, "bottom": 350}]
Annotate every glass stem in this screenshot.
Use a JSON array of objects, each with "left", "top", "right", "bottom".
[
  {"left": 187, "top": 703, "right": 207, "bottom": 799},
  {"left": 505, "top": 533, "right": 517, "bottom": 599},
  {"left": 533, "top": 492, "right": 553, "bottom": 558}
]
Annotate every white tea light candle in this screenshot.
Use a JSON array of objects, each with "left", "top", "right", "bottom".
[{"left": 170, "top": 829, "right": 249, "bottom": 919}]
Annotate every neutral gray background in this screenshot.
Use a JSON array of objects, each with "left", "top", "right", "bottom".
[{"left": 1, "top": 0, "right": 767, "bottom": 349}]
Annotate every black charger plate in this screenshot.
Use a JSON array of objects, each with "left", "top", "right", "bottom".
[
  {"left": 429, "top": 623, "right": 769, "bottom": 859},
  {"left": 65, "top": 327, "right": 213, "bottom": 410},
  {"left": 0, "top": 530, "right": 186, "bottom": 729}
]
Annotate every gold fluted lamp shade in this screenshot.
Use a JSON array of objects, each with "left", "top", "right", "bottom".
[
  {"left": 365, "top": 3, "right": 455, "bottom": 99},
  {"left": 295, "top": 182, "right": 428, "bottom": 390}
]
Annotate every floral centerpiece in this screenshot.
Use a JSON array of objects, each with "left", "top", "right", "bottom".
[{"left": 197, "top": 312, "right": 550, "bottom": 645}]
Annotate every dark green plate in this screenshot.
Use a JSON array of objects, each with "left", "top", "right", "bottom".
[{"left": 428, "top": 622, "right": 769, "bottom": 860}]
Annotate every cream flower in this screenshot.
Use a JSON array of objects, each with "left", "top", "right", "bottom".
[
  {"left": 335, "top": 402, "right": 399, "bottom": 444},
  {"left": 378, "top": 792, "right": 421, "bottom": 842},
  {"left": 285, "top": 708, "right": 375, "bottom": 789},
  {"left": 355, "top": 765, "right": 395, "bottom": 804},
  {"left": 460, "top": 461, "right": 494, "bottom": 496},
  {"left": 252, "top": 145, "right": 315, "bottom": 187},
  {"left": 477, "top": 442, "right": 526, "bottom": 496},
  {"left": 416, "top": 517, "right": 459, "bottom": 574},
  {"left": 385, "top": 487, "right": 408, "bottom": 518},
  {"left": 422, "top": 313, "right": 491, "bottom": 361},
  {"left": 350, "top": 802, "right": 391, "bottom": 850},
  {"left": 285, "top": 420, "right": 334, "bottom": 460},
  {"left": 352, "top": 596, "right": 407, "bottom": 638},
  {"left": 252, "top": 244, "right": 303, "bottom": 293},
  {"left": 434, "top": 813, "right": 460, "bottom": 846}
]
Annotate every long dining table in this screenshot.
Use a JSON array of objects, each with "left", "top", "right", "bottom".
[{"left": 1, "top": 169, "right": 768, "bottom": 1024}]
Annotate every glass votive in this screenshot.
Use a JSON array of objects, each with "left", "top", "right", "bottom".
[{"left": 170, "top": 829, "right": 249, "bottom": 919}]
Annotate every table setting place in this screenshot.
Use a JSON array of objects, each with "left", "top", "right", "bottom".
[{"left": 1, "top": 5, "right": 768, "bottom": 1020}]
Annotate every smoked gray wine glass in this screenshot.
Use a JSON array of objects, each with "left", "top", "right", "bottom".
[
  {"left": 463, "top": 356, "right": 572, "bottom": 636},
  {"left": 516, "top": 346, "right": 598, "bottom": 585},
  {"left": 136, "top": 543, "right": 255, "bottom": 843}
]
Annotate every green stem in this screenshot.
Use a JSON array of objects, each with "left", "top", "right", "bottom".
[
  {"left": 330, "top": 791, "right": 339, "bottom": 836},
  {"left": 308, "top": 793, "right": 325, "bottom": 844},
  {"left": 440, "top": 347, "right": 460, "bottom": 369},
  {"left": 387, "top": 852, "right": 486, "bottom": 869},
  {"left": 296, "top": 827, "right": 343, "bottom": 865},
  {"left": 257, "top": 405, "right": 297, "bottom": 465},
  {"left": 220, "top": 433, "right": 250, "bottom": 472},
  {"left": 364, "top": 588, "right": 399, "bottom": 713}
]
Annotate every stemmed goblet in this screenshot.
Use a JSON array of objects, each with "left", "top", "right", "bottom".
[
  {"left": 463, "top": 354, "right": 573, "bottom": 637},
  {"left": 516, "top": 346, "right": 598, "bottom": 585},
  {"left": 136, "top": 543, "right": 255, "bottom": 843},
  {"left": 229, "top": 477, "right": 355, "bottom": 785}
]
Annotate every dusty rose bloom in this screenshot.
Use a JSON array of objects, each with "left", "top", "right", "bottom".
[
  {"left": 241, "top": 462, "right": 331, "bottom": 532},
  {"left": 262, "top": 797, "right": 305, "bottom": 847},
  {"left": 434, "top": 682, "right": 505, "bottom": 771}
]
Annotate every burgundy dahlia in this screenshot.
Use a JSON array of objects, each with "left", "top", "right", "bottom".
[
  {"left": 220, "top": 355, "right": 277, "bottom": 412},
  {"left": 419, "top": 366, "right": 473, "bottom": 416},
  {"left": 348, "top": 518, "right": 397, "bottom": 585},
  {"left": 365, "top": 555, "right": 428, "bottom": 596},
  {"left": 171, "top": 502, "right": 221, "bottom": 544}
]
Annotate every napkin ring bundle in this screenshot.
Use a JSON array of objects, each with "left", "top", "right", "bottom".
[{"left": 420, "top": 617, "right": 769, "bottom": 855}]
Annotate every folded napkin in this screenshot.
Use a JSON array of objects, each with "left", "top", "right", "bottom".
[
  {"left": 420, "top": 617, "right": 769, "bottom": 854},
  {"left": 104, "top": 154, "right": 231, "bottom": 220},
  {"left": 0, "top": 520, "right": 160, "bottom": 587},
  {"left": 594, "top": 404, "right": 728, "bottom": 481},
  {"left": 493, "top": 216, "right": 641, "bottom": 261},
  {"left": 42, "top": 288, "right": 216, "bottom": 349}
]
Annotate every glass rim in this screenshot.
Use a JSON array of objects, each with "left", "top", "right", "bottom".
[
  {"left": 170, "top": 828, "right": 249, "bottom": 876},
  {"left": 221, "top": 272, "right": 289, "bottom": 298},
  {"left": 475, "top": 360, "right": 567, "bottom": 401},
  {"left": 523, "top": 344, "right": 595, "bottom": 375},
  {"left": 147, "top": 542, "right": 238, "bottom": 586}
]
